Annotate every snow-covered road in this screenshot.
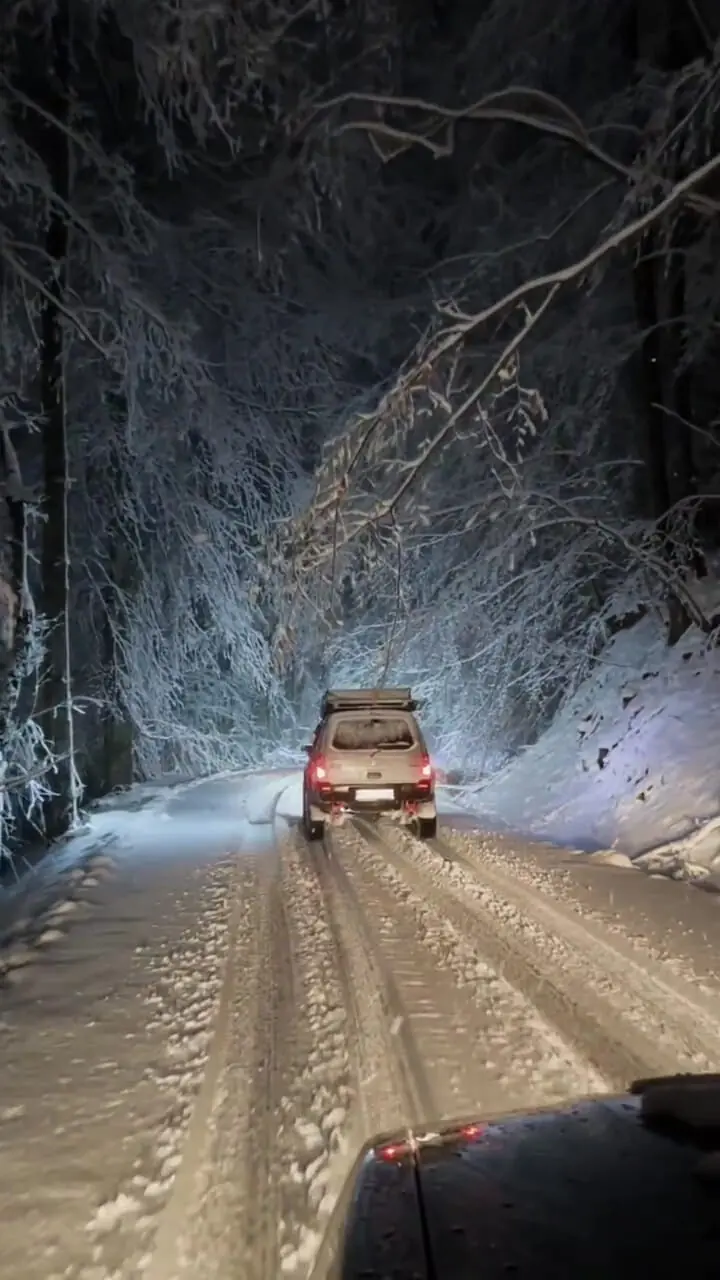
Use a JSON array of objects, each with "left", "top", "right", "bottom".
[{"left": 3, "top": 770, "right": 720, "bottom": 1280}]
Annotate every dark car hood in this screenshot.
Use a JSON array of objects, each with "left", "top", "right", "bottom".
[{"left": 313, "top": 1089, "right": 720, "bottom": 1279}]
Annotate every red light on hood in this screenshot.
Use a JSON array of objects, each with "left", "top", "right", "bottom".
[
  {"left": 460, "top": 1123, "right": 485, "bottom": 1140},
  {"left": 377, "top": 1140, "right": 411, "bottom": 1162},
  {"left": 377, "top": 1124, "right": 483, "bottom": 1161}
]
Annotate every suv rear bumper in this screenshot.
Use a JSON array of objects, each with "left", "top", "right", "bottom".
[{"left": 308, "top": 785, "right": 436, "bottom": 821}]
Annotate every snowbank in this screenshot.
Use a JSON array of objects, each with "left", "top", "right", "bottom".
[
  {"left": 91, "top": 767, "right": 254, "bottom": 813},
  {"left": 244, "top": 770, "right": 299, "bottom": 823},
  {"left": 467, "top": 616, "right": 720, "bottom": 889},
  {"left": 0, "top": 771, "right": 259, "bottom": 954}
]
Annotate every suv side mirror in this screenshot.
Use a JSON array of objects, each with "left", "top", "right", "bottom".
[{"left": 302, "top": 744, "right": 313, "bottom": 755}]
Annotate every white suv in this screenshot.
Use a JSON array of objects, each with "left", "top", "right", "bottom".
[{"left": 301, "top": 688, "right": 438, "bottom": 841}]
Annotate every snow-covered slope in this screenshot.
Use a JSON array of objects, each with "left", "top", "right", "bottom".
[{"left": 466, "top": 615, "right": 720, "bottom": 887}]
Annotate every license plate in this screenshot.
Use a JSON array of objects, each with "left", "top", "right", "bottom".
[{"left": 358, "top": 788, "right": 394, "bottom": 802}]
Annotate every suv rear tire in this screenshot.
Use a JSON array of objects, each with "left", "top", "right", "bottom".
[
  {"left": 302, "top": 795, "right": 325, "bottom": 842},
  {"left": 418, "top": 816, "right": 437, "bottom": 839}
]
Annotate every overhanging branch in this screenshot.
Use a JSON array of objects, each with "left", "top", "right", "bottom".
[{"left": 285, "top": 148, "right": 720, "bottom": 569}]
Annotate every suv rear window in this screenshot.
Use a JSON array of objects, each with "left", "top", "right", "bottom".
[{"left": 331, "top": 717, "right": 415, "bottom": 750}]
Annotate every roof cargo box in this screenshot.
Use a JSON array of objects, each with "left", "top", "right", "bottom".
[{"left": 321, "top": 687, "right": 417, "bottom": 717}]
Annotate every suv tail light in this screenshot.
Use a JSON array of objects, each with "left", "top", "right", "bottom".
[
  {"left": 308, "top": 756, "right": 330, "bottom": 788},
  {"left": 418, "top": 753, "right": 433, "bottom": 790}
]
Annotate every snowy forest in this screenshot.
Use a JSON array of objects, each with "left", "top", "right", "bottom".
[{"left": 1, "top": 0, "right": 719, "bottom": 848}]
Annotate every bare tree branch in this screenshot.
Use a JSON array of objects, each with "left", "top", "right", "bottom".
[
  {"left": 315, "top": 86, "right": 720, "bottom": 216},
  {"left": 287, "top": 147, "right": 720, "bottom": 568}
]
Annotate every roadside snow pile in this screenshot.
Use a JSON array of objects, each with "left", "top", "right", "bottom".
[
  {"left": 91, "top": 768, "right": 254, "bottom": 815},
  {"left": 634, "top": 818, "right": 720, "bottom": 886},
  {"left": 467, "top": 614, "right": 720, "bottom": 889},
  {"left": 0, "top": 784, "right": 198, "bottom": 971},
  {"left": 0, "top": 843, "right": 118, "bottom": 985},
  {"left": 0, "top": 770, "right": 257, "bottom": 961},
  {"left": 275, "top": 773, "right": 303, "bottom": 822},
  {"left": 91, "top": 778, "right": 196, "bottom": 813},
  {"left": 244, "top": 770, "right": 299, "bottom": 823}
]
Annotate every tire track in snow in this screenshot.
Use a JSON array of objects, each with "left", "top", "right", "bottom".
[
  {"left": 434, "top": 828, "right": 720, "bottom": 1054},
  {"left": 296, "top": 820, "right": 423, "bottom": 1280},
  {"left": 424, "top": 829, "right": 720, "bottom": 1071},
  {"left": 144, "top": 781, "right": 346, "bottom": 1280},
  {"left": 242, "top": 848, "right": 301, "bottom": 1280},
  {"left": 250, "top": 820, "right": 441, "bottom": 1280},
  {"left": 375, "top": 821, "right": 720, "bottom": 1085},
  {"left": 158, "top": 794, "right": 364, "bottom": 1280},
  {"left": 314, "top": 826, "right": 435, "bottom": 1125},
  {"left": 326, "top": 823, "right": 529, "bottom": 1121},
  {"left": 254, "top": 790, "right": 362, "bottom": 1279},
  {"left": 356, "top": 820, "right": 652, "bottom": 1087},
  {"left": 349, "top": 818, "right": 608, "bottom": 1106},
  {"left": 272, "top": 831, "right": 366, "bottom": 1278},
  {"left": 170, "top": 838, "right": 300, "bottom": 1280},
  {"left": 142, "top": 855, "right": 262, "bottom": 1280},
  {"left": 65, "top": 853, "right": 243, "bottom": 1280}
]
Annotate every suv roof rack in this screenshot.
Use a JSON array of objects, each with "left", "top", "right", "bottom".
[{"left": 321, "top": 687, "right": 417, "bottom": 717}]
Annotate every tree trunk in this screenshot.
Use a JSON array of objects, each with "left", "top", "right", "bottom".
[
  {"left": 666, "top": 211, "right": 707, "bottom": 581},
  {"left": 0, "top": 430, "right": 29, "bottom": 742},
  {"left": 102, "top": 408, "right": 135, "bottom": 792},
  {"left": 631, "top": 0, "right": 710, "bottom": 645},
  {"left": 101, "top": 548, "right": 134, "bottom": 791},
  {"left": 667, "top": 218, "right": 695, "bottom": 502},
  {"left": 633, "top": 232, "right": 695, "bottom": 644},
  {"left": 0, "top": 427, "right": 34, "bottom": 857},
  {"left": 632, "top": 237, "right": 670, "bottom": 513},
  {"left": 36, "top": 0, "right": 76, "bottom": 835}
]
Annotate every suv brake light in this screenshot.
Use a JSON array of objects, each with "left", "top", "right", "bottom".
[
  {"left": 419, "top": 754, "right": 433, "bottom": 779},
  {"left": 309, "top": 756, "right": 328, "bottom": 784}
]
